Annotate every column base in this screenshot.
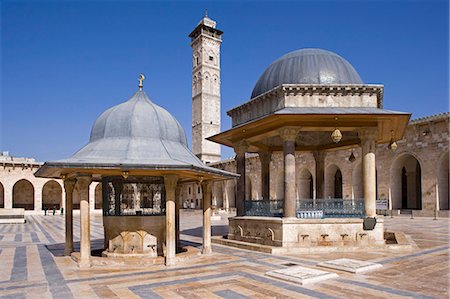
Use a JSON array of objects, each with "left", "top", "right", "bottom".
[
  {"left": 77, "top": 259, "right": 92, "bottom": 268},
  {"left": 64, "top": 247, "right": 73, "bottom": 256},
  {"left": 202, "top": 247, "right": 212, "bottom": 254},
  {"left": 165, "top": 257, "right": 176, "bottom": 266}
]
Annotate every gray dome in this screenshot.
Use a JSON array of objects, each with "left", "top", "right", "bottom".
[
  {"left": 64, "top": 91, "right": 205, "bottom": 167},
  {"left": 90, "top": 91, "right": 187, "bottom": 145},
  {"left": 251, "top": 48, "right": 363, "bottom": 98}
]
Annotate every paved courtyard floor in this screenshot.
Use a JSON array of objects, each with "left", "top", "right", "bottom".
[{"left": 0, "top": 210, "right": 448, "bottom": 298}]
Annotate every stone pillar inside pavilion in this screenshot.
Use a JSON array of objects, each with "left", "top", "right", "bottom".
[
  {"left": 279, "top": 127, "right": 299, "bottom": 218},
  {"left": 234, "top": 141, "right": 248, "bottom": 216},
  {"left": 360, "top": 129, "right": 378, "bottom": 217},
  {"left": 77, "top": 175, "right": 92, "bottom": 268}
]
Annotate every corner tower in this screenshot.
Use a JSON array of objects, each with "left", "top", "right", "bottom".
[{"left": 189, "top": 13, "right": 222, "bottom": 163}]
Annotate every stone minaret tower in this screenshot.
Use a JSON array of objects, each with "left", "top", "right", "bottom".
[{"left": 189, "top": 13, "right": 222, "bottom": 163}]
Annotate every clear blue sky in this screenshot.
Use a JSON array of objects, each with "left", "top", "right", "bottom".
[{"left": 1, "top": 0, "right": 448, "bottom": 161}]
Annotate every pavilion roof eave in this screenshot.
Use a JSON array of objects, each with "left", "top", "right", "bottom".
[
  {"left": 34, "top": 161, "right": 239, "bottom": 182},
  {"left": 208, "top": 108, "right": 411, "bottom": 150}
]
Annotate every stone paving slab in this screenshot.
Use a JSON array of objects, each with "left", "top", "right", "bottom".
[
  {"left": 317, "top": 258, "right": 383, "bottom": 273},
  {"left": 266, "top": 265, "right": 339, "bottom": 285},
  {"left": 0, "top": 212, "right": 448, "bottom": 298}
]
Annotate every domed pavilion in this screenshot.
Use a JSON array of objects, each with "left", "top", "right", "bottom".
[
  {"left": 209, "top": 48, "right": 411, "bottom": 250},
  {"left": 35, "top": 77, "right": 237, "bottom": 267}
]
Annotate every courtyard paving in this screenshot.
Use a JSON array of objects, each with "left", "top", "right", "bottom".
[{"left": 0, "top": 210, "right": 448, "bottom": 298}]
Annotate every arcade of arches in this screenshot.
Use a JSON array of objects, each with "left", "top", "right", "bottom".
[
  {"left": 0, "top": 156, "right": 104, "bottom": 212},
  {"left": 0, "top": 113, "right": 448, "bottom": 216}
]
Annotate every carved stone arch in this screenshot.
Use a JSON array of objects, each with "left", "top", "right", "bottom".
[
  {"left": 297, "top": 167, "right": 314, "bottom": 199},
  {"left": 13, "top": 179, "right": 34, "bottom": 210},
  {"left": 390, "top": 152, "right": 422, "bottom": 209},
  {"left": 42, "top": 180, "right": 62, "bottom": 210},
  {"left": 325, "top": 164, "right": 343, "bottom": 199}
]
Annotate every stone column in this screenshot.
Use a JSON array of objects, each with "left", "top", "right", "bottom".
[
  {"left": 63, "top": 178, "right": 76, "bottom": 256},
  {"left": 233, "top": 140, "right": 248, "bottom": 216},
  {"left": 360, "top": 129, "right": 377, "bottom": 217},
  {"left": 34, "top": 184, "right": 43, "bottom": 212},
  {"left": 259, "top": 151, "right": 272, "bottom": 201},
  {"left": 76, "top": 175, "right": 92, "bottom": 268},
  {"left": 4, "top": 184, "right": 12, "bottom": 209},
  {"left": 313, "top": 151, "right": 326, "bottom": 199},
  {"left": 201, "top": 180, "right": 212, "bottom": 254},
  {"left": 222, "top": 180, "right": 229, "bottom": 211},
  {"left": 175, "top": 184, "right": 181, "bottom": 250},
  {"left": 89, "top": 184, "right": 96, "bottom": 212},
  {"left": 60, "top": 182, "right": 66, "bottom": 213},
  {"left": 164, "top": 175, "right": 178, "bottom": 266},
  {"left": 279, "top": 127, "right": 299, "bottom": 218}
]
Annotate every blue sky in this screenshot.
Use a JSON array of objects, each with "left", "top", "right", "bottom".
[{"left": 1, "top": 0, "right": 448, "bottom": 161}]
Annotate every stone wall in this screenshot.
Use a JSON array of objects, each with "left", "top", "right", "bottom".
[{"left": 0, "top": 154, "right": 101, "bottom": 212}]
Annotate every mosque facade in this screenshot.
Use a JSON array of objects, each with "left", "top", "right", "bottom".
[{"left": 0, "top": 15, "right": 448, "bottom": 219}]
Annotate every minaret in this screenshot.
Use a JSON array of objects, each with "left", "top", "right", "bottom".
[{"left": 189, "top": 12, "right": 222, "bottom": 163}]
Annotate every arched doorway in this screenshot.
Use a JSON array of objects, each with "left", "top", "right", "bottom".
[
  {"left": 438, "top": 151, "right": 449, "bottom": 210},
  {"left": 352, "top": 163, "right": 363, "bottom": 199},
  {"left": 13, "top": 179, "right": 34, "bottom": 210},
  {"left": 334, "top": 170, "right": 343, "bottom": 199},
  {"left": 0, "top": 182, "right": 4, "bottom": 208},
  {"left": 325, "top": 165, "right": 343, "bottom": 199},
  {"left": 391, "top": 153, "right": 422, "bottom": 209},
  {"left": 42, "top": 180, "right": 62, "bottom": 210},
  {"left": 297, "top": 168, "right": 313, "bottom": 199},
  {"left": 95, "top": 183, "right": 102, "bottom": 209}
]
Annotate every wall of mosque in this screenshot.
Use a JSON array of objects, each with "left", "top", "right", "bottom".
[
  {"left": 0, "top": 153, "right": 100, "bottom": 213},
  {"left": 1, "top": 113, "right": 448, "bottom": 217}
]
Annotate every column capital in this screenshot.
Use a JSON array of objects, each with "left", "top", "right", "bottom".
[
  {"left": 164, "top": 175, "right": 178, "bottom": 190},
  {"left": 233, "top": 140, "right": 249, "bottom": 156},
  {"left": 201, "top": 180, "right": 212, "bottom": 193},
  {"left": 359, "top": 128, "right": 378, "bottom": 142},
  {"left": 76, "top": 175, "right": 92, "bottom": 190},
  {"left": 312, "top": 150, "right": 326, "bottom": 161},
  {"left": 258, "top": 151, "right": 272, "bottom": 164},
  {"left": 63, "top": 178, "right": 76, "bottom": 192},
  {"left": 278, "top": 127, "right": 300, "bottom": 142}
]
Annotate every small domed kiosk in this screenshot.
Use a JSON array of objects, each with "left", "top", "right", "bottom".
[
  {"left": 209, "top": 48, "right": 411, "bottom": 251},
  {"left": 35, "top": 76, "right": 237, "bottom": 267}
]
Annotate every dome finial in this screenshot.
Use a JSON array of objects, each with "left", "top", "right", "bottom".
[
  {"left": 138, "top": 74, "right": 145, "bottom": 91},
  {"left": 205, "top": 8, "right": 208, "bottom": 17}
]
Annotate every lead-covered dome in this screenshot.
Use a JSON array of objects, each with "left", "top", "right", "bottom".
[
  {"left": 63, "top": 90, "right": 204, "bottom": 167},
  {"left": 251, "top": 48, "right": 363, "bottom": 98}
]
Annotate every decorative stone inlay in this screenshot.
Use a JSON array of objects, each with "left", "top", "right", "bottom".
[
  {"left": 317, "top": 258, "right": 382, "bottom": 273},
  {"left": 266, "top": 266, "right": 338, "bottom": 285}
]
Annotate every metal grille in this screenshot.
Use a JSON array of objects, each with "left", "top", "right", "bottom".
[{"left": 102, "top": 177, "right": 166, "bottom": 216}]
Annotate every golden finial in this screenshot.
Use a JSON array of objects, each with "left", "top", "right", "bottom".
[{"left": 138, "top": 74, "right": 145, "bottom": 91}]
